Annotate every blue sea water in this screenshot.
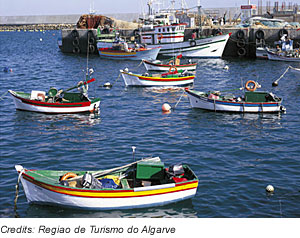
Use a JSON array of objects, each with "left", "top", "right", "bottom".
[{"left": 0, "top": 30, "right": 299, "bottom": 218}]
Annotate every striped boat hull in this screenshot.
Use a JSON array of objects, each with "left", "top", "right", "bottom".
[
  {"left": 143, "top": 60, "right": 197, "bottom": 71},
  {"left": 120, "top": 71, "right": 195, "bottom": 87},
  {"left": 9, "top": 90, "right": 100, "bottom": 114},
  {"left": 145, "top": 34, "right": 230, "bottom": 58},
  {"left": 98, "top": 47, "right": 160, "bottom": 61},
  {"left": 186, "top": 89, "right": 284, "bottom": 113},
  {"left": 17, "top": 166, "right": 198, "bottom": 210}
]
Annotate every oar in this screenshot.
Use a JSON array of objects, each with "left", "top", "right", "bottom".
[
  {"left": 67, "top": 156, "right": 161, "bottom": 181},
  {"left": 63, "top": 78, "right": 96, "bottom": 93}
]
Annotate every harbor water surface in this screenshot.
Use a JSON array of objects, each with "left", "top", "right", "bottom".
[{"left": 0, "top": 31, "right": 299, "bottom": 218}]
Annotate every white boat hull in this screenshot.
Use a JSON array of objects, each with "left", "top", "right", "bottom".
[
  {"left": 145, "top": 34, "right": 230, "bottom": 58},
  {"left": 256, "top": 47, "right": 268, "bottom": 59},
  {"left": 267, "top": 51, "right": 300, "bottom": 62},
  {"left": 121, "top": 71, "right": 194, "bottom": 87},
  {"left": 98, "top": 47, "right": 160, "bottom": 61},
  {"left": 143, "top": 60, "right": 197, "bottom": 71},
  {"left": 186, "top": 90, "right": 283, "bottom": 113},
  {"left": 9, "top": 91, "right": 100, "bottom": 114},
  {"left": 19, "top": 173, "right": 197, "bottom": 210}
]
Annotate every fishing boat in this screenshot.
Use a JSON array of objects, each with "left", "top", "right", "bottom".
[
  {"left": 15, "top": 157, "right": 198, "bottom": 210},
  {"left": 8, "top": 78, "right": 100, "bottom": 114},
  {"left": 120, "top": 67, "right": 195, "bottom": 87},
  {"left": 267, "top": 50, "right": 300, "bottom": 62},
  {"left": 185, "top": 80, "right": 286, "bottom": 113},
  {"left": 98, "top": 46, "right": 160, "bottom": 61},
  {"left": 142, "top": 54, "right": 197, "bottom": 71},
  {"left": 97, "top": 38, "right": 160, "bottom": 60},
  {"left": 136, "top": 2, "right": 230, "bottom": 58}
]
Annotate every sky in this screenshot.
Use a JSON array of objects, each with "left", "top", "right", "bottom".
[{"left": 0, "top": 0, "right": 296, "bottom": 16}]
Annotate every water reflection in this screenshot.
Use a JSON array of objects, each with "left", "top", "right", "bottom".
[
  {"left": 22, "top": 200, "right": 197, "bottom": 218},
  {"left": 14, "top": 110, "right": 101, "bottom": 128}
]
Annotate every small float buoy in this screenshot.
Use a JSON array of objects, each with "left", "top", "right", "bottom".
[
  {"left": 3, "top": 67, "right": 12, "bottom": 73},
  {"left": 223, "top": 65, "right": 229, "bottom": 70},
  {"left": 266, "top": 185, "right": 274, "bottom": 193},
  {"left": 40, "top": 38, "right": 43, "bottom": 41},
  {"left": 162, "top": 103, "right": 171, "bottom": 112},
  {"left": 103, "top": 82, "right": 112, "bottom": 88}
]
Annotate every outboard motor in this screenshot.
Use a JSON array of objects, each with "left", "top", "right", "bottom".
[
  {"left": 168, "top": 164, "right": 184, "bottom": 177},
  {"left": 81, "top": 172, "right": 103, "bottom": 189}
]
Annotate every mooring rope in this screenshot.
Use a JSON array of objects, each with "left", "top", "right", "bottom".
[
  {"left": 173, "top": 89, "right": 186, "bottom": 109},
  {"left": 272, "top": 66, "right": 291, "bottom": 86},
  {"left": 134, "top": 60, "right": 144, "bottom": 69},
  {"left": 14, "top": 168, "right": 25, "bottom": 211},
  {"left": 0, "top": 91, "right": 9, "bottom": 101}
]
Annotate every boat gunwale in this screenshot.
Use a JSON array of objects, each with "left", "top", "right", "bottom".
[
  {"left": 185, "top": 89, "right": 282, "bottom": 106},
  {"left": 18, "top": 167, "right": 199, "bottom": 197}
]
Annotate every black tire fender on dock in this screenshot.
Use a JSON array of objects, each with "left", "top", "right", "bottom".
[
  {"left": 72, "top": 37, "right": 79, "bottom": 46},
  {"left": 88, "top": 37, "right": 95, "bottom": 45},
  {"left": 237, "top": 39, "right": 246, "bottom": 48},
  {"left": 255, "top": 29, "right": 265, "bottom": 40},
  {"left": 190, "top": 40, "right": 196, "bottom": 47},
  {"left": 237, "top": 47, "right": 246, "bottom": 57},
  {"left": 73, "top": 47, "right": 80, "bottom": 54},
  {"left": 278, "top": 29, "right": 288, "bottom": 39},
  {"left": 236, "top": 30, "right": 245, "bottom": 39},
  {"left": 89, "top": 44, "right": 95, "bottom": 53},
  {"left": 71, "top": 30, "right": 79, "bottom": 38}
]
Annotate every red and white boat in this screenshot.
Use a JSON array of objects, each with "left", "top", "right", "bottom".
[{"left": 9, "top": 78, "right": 100, "bottom": 114}]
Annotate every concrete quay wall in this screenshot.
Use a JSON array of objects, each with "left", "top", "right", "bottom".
[{"left": 60, "top": 27, "right": 300, "bottom": 57}]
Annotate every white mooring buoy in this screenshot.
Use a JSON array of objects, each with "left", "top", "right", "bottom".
[
  {"left": 162, "top": 103, "right": 171, "bottom": 112},
  {"left": 223, "top": 65, "right": 229, "bottom": 70},
  {"left": 266, "top": 185, "right": 274, "bottom": 193}
]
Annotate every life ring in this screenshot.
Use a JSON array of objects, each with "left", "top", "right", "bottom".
[
  {"left": 245, "top": 80, "right": 257, "bottom": 92},
  {"left": 237, "top": 47, "right": 246, "bottom": 57},
  {"left": 168, "top": 60, "right": 174, "bottom": 65},
  {"left": 60, "top": 172, "right": 78, "bottom": 181},
  {"left": 236, "top": 30, "right": 245, "bottom": 39},
  {"left": 168, "top": 65, "right": 178, "bottom": 74},
  {"left": 37, "top": 93, "right": 45, "bottom": 102},
  {"left": 158, "top": 33, "right": 163, "bottom": 40},
  {"left": 237, "top": 39, "right": 246, "bottom": 48},
  {"left": 255, "top": 29, "right": 265, "bottom": 40},
  {"left": 190, "top": 40, "right": 196, "bottom": 47}
]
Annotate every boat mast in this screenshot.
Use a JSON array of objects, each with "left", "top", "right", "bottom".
[{"left": 197, "top": 0, "right": 202, "bottom": 36}]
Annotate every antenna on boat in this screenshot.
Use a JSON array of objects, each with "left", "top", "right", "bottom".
[
  {"left": 132, "top": 146, "right": 136, "bottom": 162},
  {"left": 132, "top": 146, "right": 137, "bottom": 187}
]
